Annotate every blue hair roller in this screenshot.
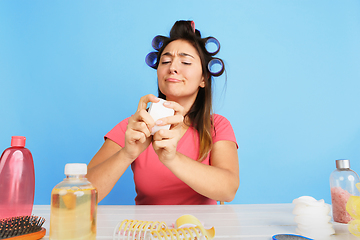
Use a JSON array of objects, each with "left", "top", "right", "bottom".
[
  {"left": 205, "top": 37, "right": 220, "bottom": 55},
  {"left": 145, "top": 52, "right": 158, "bottom": 69},
  {"left": 152, "top": 35, "right": 165, "bottom": 50},
  {"left": 208, "top": 58, "right": 224, "bottom": 76}
]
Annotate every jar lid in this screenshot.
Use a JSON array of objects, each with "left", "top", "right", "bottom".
[
  {"left": 336, "top": 159, "right": 350, "bottom": 169},
  {"left": 65, "top": 163, "right": 87, "bottom": 175},
  {"left": 11, "top": 136, "right": 26, "bottom": 147}
]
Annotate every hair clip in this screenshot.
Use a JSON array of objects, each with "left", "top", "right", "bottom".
[
  {"left": 205, "top": 37, "right": 220, "bottom": 55},
  {"left": 191, "top": 21, "right": 195, "bottom": 33},
  {"left": 145, "top": 52, "right": 158, "bottom": 69},
  {"left": 208, "top": 58, "right": 224, "bottom": 76},
  {"left": 152, "top": 35, "right": 166, "bottom": 51}
]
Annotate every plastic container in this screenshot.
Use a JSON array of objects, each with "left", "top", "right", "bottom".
[
  {"left": 0, "top": 136, "right": 35, "bottom": 219},
  {"left": 330, "top": 159, "right": 360, "bottom": 223},
  {"left": 50, "top": 163, "right": 98, "bottom": 240}
]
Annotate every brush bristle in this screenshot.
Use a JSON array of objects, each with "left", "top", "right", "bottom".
[{"left": 0, "top": 216, "right": 45, "bottom": 239}]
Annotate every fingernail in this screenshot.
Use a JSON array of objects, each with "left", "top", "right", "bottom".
[
  {"left": 164, "top": 101, "right": 171, "bottom": 106},
  {"left": 156, "top": 120, "right": 163, "bottom": 125}
]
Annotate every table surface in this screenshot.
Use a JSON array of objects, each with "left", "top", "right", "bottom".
[{"left": 32, "top": 204, "right": 358, "bottom": 240}]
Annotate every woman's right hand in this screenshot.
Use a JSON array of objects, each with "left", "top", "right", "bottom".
[{"left": 122, "top": 94, "right": 159, "bottom": 161}]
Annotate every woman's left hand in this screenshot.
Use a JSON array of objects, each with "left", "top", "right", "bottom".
[{"left": 152, "top": 101, "right": 184, "bottom": 162}]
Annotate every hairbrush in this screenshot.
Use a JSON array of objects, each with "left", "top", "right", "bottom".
[{"left": 0, "top": 215, "right": 46, "bottom": 240}]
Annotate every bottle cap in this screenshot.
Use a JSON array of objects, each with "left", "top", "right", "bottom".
[
  {"left": 65, "top": 163, "right": 87, "bottom": 175},
  {"left": 336, "top": 159, "right": 350, "bottom": 169},
  {"left": 11, "top": 136, "right": 26, "bottom": 147}
]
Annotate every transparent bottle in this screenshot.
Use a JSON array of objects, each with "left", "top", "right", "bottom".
[
  {"left": 330, "top": 159, "right": 360, "bottom": 223},
  {"left": 50, "top": 163, "right": 98, "bottom": 240},
  {"left": 0, "top": 136, "right": 35, "bottom": 219}
]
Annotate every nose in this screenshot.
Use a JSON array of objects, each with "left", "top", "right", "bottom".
[{"left": 169, "top": 61, "right": 178, "bottom": 74}]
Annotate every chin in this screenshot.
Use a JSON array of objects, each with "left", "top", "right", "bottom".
[{"left": 159, "top": 88, "right": 182, "bottom": 98}]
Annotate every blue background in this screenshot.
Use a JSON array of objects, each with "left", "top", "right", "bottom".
[{"left": 1, "top": 0, "right": 359, "bottom": 205}]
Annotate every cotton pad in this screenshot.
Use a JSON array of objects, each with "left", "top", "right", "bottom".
[{"left": 292, "top": 196, "right": 335, "bottom": 239}]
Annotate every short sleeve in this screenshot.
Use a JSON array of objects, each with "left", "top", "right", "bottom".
[
  {"left": 104, "top": 118, "right": 130, "bottom": 148},
  {"left": 212, "top": 114, "right": 238, "bottom": 149}
]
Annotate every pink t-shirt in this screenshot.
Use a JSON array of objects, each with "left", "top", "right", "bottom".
[{"left": 105, "top": 114, "right": 237, "bottom": 205}]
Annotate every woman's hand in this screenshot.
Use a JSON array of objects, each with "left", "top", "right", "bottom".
[
  {"left": 152, "top": 101, "right": 184, "bottom": 163},
  {"left": 122, "top": 94, "right": 159, "bottom": 161}
]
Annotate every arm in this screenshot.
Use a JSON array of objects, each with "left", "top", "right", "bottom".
[
  {"left": 157, "top": 140, "right": 239, "bottom": 202},
  {"left": 87, "top": 94, "right": 159, "bottom": 202},
  {"left": 87, "top": 139, "right": 132, "bottom": 202}
]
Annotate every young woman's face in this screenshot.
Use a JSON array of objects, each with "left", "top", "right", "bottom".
[{"left": 157, "top": 39, "right": 205, "bottom": 102}]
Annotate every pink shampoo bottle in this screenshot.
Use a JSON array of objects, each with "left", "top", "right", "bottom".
[{"left": 0, "top": 136, "right": 35, "bottom": 219}]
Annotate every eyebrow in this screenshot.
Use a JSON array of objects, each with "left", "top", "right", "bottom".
[{"left": 161, "top": 52, "right": 195, "bottom": 59}]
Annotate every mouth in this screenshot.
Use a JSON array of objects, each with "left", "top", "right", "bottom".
[{"left": 166, "top": 78, "right": 182, "bottom": 83}]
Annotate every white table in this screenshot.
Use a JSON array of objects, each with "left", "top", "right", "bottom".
[{"left": 33, "top": 204, "right": 357, "bottom": 239}]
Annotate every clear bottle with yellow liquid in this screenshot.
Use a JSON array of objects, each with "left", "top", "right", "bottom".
[{"left": 50, "top": 163, "right": 98, "bottom": 240}]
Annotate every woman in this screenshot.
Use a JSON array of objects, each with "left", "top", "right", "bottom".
[{"left": 87, "top": 20, "right": 239, "bottom": 205}]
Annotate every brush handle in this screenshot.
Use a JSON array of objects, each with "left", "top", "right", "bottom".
[{"left": 7, "top": 227, "right": 46, "bottom": 240}]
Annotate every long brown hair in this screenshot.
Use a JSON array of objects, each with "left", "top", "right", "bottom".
[{"left": 153, "top": 21, "right": 225, "bottom": 161}]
